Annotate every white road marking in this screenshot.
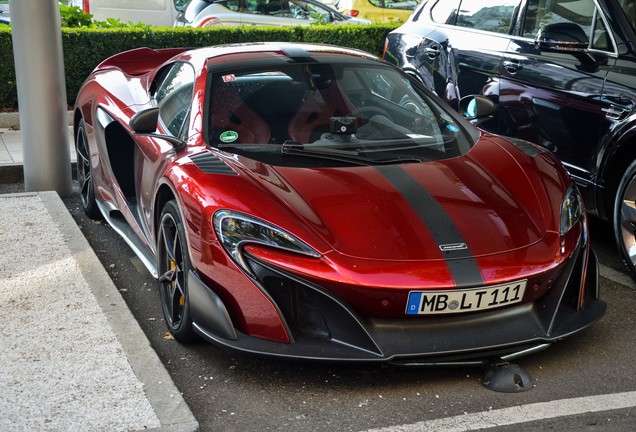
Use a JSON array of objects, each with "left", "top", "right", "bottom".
[
  {"left": 363, "top": 265, "right": 635, "bottom": 432},
  {"left": 599, "top": 263, "right": 636, "bottom": 289},
  {"left": 364, "top": 391, "right": 636, "bottom": 432}
]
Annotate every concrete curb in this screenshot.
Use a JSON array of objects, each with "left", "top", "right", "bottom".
[
  {"left": 0, "top": 111, "right": 20, "bottom": 129},
  {"left": 0, "top": 164, "right": 77, "bottom": 185},
  {"left": 0, "top": 110, "right": 76, "bottom": 183},
  {"left": 0, "top": 110, "right": 73, "bottom": 129},
  {"left": 37, "top": 191, "right": 199, "bottom": 431},
  {"left": 0, "top": 165, "right": 26, "bottom": 184},
  {"left": 1, "top": 112, "right": 199, "bottom": 430}
]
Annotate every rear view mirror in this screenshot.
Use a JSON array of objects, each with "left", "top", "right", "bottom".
[
  {"left": 130, "top": 107, "right": 186, "bottom": 149},
  {"left": 535, "top": 22, "right": 589, "bottom": 53},
  {"left": 459, "top": 96, "right": 495, "bottom": 120},
  {"left": 130, "top": 107, "right": 159, "bottom": 134}
]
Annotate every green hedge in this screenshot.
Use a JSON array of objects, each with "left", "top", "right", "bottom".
[{"left": 0, "top": 25, "right": 397, "bottom": 110}]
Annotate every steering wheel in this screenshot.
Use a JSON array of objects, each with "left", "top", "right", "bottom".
[
  {"left": 348, "top": 106, "right": 393, "bottom": 121},
  {"left": 291, "top": 6, "right": 305, "bottom": 19},
  {"left": 398, "top": 95, "right": 425, "bottom": 115}
]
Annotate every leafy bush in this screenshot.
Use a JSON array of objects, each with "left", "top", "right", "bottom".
[
  {"left": 59, "top": 4, "right": 151, "bottom": 29},
  {"left": 59, "top": 4, "right": 93, "bottom": 28},
  {"left": 0, "top": 25, "right": 397, "bottom": 109}
]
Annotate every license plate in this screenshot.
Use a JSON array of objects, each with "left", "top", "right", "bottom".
[{"left": 406, "top": 280, "right": 527, "bottom": 315}]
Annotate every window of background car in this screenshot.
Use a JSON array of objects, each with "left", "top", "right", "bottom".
[
  {"left": 289, "top": 0, "right": 329, "bottom": 21},
  {"left": 523, "top": 0, "right": 614, "bottom": 51},
  {"left": 244, "top": 0, "right": 291, "bottom": 15},
  {"left": 453, "top": 0, "right": 519, "bottom": 33},
  {"left": 155, "top": 62, "right": 195, "bottom": 139},
  {"left": 618, "top": 0, "right": 636, "bottom": 34},
  {"left": 222, "top": 0, "right": 241, "bottom": 12},
  {"left": 430, "top": 0, "right": 460, "bottom": 24},
  {"left": 210, "top": 0, "right": 274, "bottom": 14},
  {"left": 368, "top": 0, "right": 419, "bottom": 11},
  {"left": 429, "top": 0, "right": 519, "bottom": 31},
  {"left": 523, "top": 0, "right": 593, "bottom": 38},
  {"left": 591, "top": 8, "right": 613, "bottom": 51}
]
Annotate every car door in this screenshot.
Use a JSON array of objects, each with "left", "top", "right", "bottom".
[
  {"left": 498, "top": 0, "right": 616, "bottom": 187},
  {"left": 406, "top": 0, "right": 519, "bottom": 111},
  {"left": 135, "top": 61, "right": 196, "bottom": 240}
]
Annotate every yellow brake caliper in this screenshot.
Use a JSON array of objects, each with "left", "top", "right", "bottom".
[{"left": 170, "top": 260, "right": 185, "bottom": 308}]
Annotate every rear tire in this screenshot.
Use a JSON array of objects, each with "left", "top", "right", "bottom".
[
  {"left": 75, "top": 119, "right": 101, "bottom": 219},
  {"left": 614, "top": 160, "right": 636, "bottom": 281},
  {"left": 157, "top": 200, "right": 198, "bottom": 342}
]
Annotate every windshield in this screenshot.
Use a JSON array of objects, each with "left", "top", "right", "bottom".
[{"left": 206, "top": 59, "right": 476, "bottom": 167}]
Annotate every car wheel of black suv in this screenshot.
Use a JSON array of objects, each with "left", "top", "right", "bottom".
[{"left": 615, "top": 160, "right": 636, "bottom": 282}]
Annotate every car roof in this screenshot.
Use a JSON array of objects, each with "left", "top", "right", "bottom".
[{"left": 178, "top": 42, "right": 380, "bottom": 67}]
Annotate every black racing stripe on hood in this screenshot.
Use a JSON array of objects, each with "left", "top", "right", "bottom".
[{"left": 377, "top": 165, "right": 484, "bottom": 288}]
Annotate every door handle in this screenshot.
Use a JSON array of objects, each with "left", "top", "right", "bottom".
[
  {"left": 602, "top": 105, "right": 628, "bottom": 120},
  {"left": 503, "top": 59, "right": 523, "bottom": 74},
  {"left": 424, "top": 46, "right": 440, "bottom": 60}
]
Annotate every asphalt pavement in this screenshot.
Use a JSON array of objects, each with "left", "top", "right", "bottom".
[
  {"left": 4, "top": 115, "right": 636, "bottom": 431},
  {"left": 0, "top": 120, "right": 198, "bottom": 431}
]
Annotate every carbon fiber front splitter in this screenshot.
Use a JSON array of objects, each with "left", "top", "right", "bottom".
[{"left": 188, "top": 245, "right": 606, "bottom": 365}]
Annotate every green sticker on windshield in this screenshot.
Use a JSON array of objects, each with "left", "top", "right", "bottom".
[{"left": 220, "top": 131, "right": 238, "bottom": 143}]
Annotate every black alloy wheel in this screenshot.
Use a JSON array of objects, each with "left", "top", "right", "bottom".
[
  {"left": 75, "top": 119, "right": 101, "bottom": 219},
  {"left": 157, "top": 200, "right": 197, "bottom": 342}
]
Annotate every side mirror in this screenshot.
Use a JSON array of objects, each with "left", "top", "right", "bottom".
[
  {"left": 535, "top": 22, "right": 588, "bottom": 53},
  {"left": 459, "top": 95, "right": 495, "bottom": 120},
  {"left": 130, "top": 107, "right": 186, "bottom": 149},
  {"left": 174, "top": 0, "right": 189, "bottom": 12},
  {"left": 130, "top": 107, "right": 159, "bottom": 134}
]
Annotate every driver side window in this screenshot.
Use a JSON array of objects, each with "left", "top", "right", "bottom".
[
  {"left": 289, "top": 0, "right": 325, "bottom": 21},
  {"left": 154, "top": 62, "right": 195, "bottom": 139},
  {"left": 454, "top": 0, "right": 519, "bottom": 34},
  {"left": 523, "top": 0, "right": 613, "bottom": 51}
]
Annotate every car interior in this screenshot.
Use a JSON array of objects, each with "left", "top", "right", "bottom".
[{"left": 207, "top": 63, "right": 448, "bottom": 149}]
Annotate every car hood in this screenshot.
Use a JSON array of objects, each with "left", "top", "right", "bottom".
[{"left": 239, "top": 137, "right": 550, "bottom": 261}]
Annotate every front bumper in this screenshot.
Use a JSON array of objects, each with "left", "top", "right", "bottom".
[{"left": 188, "top": 241, "right": 606, "bottom": 365}]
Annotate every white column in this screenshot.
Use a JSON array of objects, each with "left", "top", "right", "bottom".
[{"left": 10, "top": 0, "right": 72, "bottom": 196}]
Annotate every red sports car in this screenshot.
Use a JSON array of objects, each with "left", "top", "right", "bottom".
[{"left": 73, "top": 42, "right": 605, "bottom": 364}]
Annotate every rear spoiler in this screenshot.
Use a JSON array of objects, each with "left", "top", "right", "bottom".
[{"left": 94, "top": 47, "right": 188, "bottom": 76}]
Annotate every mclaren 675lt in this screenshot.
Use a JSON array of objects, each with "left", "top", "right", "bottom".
[{"left": 73, "top": 42, "right": 605, "bottom": 365}]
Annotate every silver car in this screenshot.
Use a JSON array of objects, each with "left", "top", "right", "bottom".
[{"left": 174, "top": 0, "right": 371, "bottom": 26}]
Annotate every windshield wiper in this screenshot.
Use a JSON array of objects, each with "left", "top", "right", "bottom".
[
  {"left": 281, "top": 143, "right": 368, "bottom": 165},
  {"left": 217, "top": 143, "right": 281, "bottom": 149},
  {"left": 281, "top": 143, "right": 421, "bottom": 166}
]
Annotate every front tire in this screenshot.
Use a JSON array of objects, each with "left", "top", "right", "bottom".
[
  {"left": 157, "top": 200, "right": 198, "bottom": 342},
  {"left": 614, "top": 160, "right": 636, "bottom": 281}
]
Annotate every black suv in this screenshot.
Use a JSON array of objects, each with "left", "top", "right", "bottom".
[{"left": 384, "top": 0, "right": 636, "bottom": 278}]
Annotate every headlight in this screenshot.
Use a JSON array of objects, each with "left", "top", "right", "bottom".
[
  {"left": 560, "top": 186, "right": 583, "bottom": 236},
  {"left": 213, "top": 210, "right": 321, "bottom": 275}
]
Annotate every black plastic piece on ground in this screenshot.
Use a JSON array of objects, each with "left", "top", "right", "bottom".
[{"left": 482, "top": 361, "right": 534, "bottom": 393}]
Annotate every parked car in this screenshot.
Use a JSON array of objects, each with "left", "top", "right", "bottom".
[
  {"left": 0, "top": 3, "right": 9, "bottom": 25},
  {"left": 174, "top": 0, "right": 371, "bottom": 27},
  {"left": 73, "top": 42, "right": 604, "bottom": 363},
  {"left": 384, "top": 0, "right": 636, "bottom": 280},
  {"left": 70, "top": 0, "right": 186, "bottom": 26},
  {"left": 336, "top": 0, "right": 417, "bottom": 23}
]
